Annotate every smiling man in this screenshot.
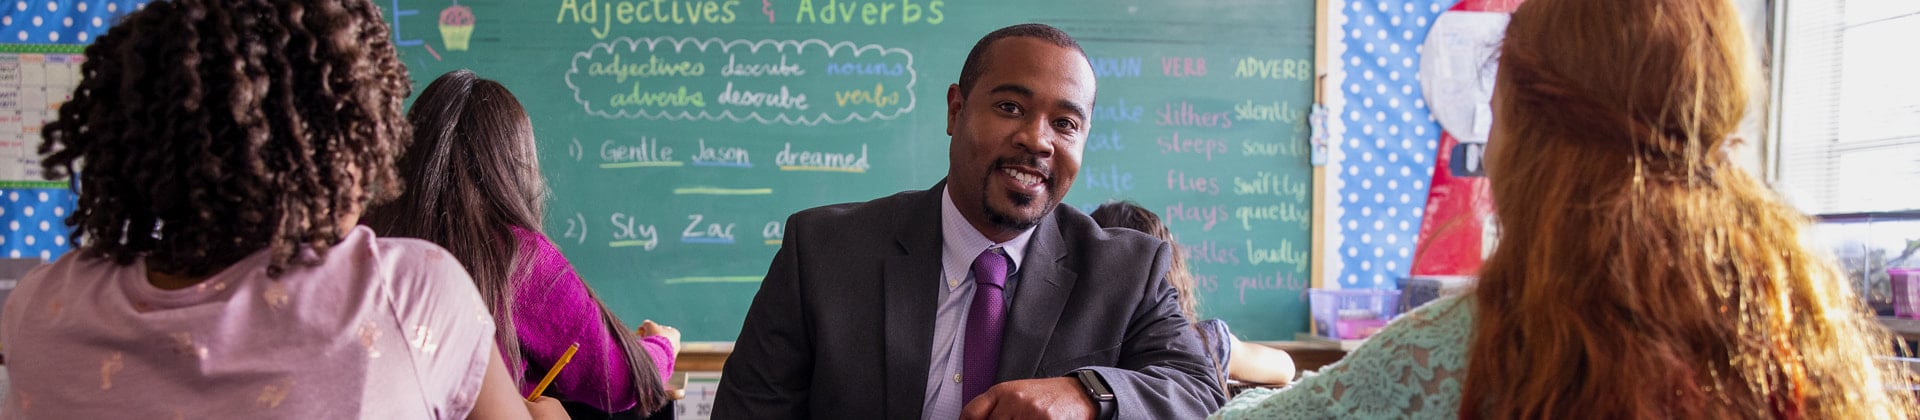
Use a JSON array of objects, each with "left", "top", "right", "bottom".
[{"left": 714, "top": 24, "right": 1224, "bottom": 420}]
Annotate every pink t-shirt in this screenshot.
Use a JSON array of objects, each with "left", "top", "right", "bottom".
[{"left": 0, "top": 226, "right": 495, "bottom": 419}]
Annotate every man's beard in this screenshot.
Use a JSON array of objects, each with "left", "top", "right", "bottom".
[{"left": 981, "top": 156, "right": 1055, "bottom": 231}]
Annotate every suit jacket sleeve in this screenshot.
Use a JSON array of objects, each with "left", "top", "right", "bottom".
[
  {"left": 712, "top": 214, "right": 812, "bottom": 419},
  {"left": 1078, "top": 241, "right": 1228, "bottom": 419}
]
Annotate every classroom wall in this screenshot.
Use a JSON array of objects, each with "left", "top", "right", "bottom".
[
  {"left": 1324, "top": 0, "right": 1779, "bottom": 291},
  {"left": 1325, "top": 0, "right": 1457, "bottom": 290},
  {"left": 0, "top": 1, "right": 153, "bottom": 261},
  {"left": 0, "top": 0, "right": 1790, "bottom": 319}
]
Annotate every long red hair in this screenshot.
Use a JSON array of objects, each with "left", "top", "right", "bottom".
[{"left": 1463, "top": 0, "right": 1918, "bottom": 417}]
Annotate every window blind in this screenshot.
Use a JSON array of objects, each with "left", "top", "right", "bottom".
[{"left": 1774, "top": 0, "right": 1920, "bottom": 215}]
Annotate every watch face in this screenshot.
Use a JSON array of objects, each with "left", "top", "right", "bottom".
[{"left": 1079, "top": 370, "right": 1115, "bottom": 399}]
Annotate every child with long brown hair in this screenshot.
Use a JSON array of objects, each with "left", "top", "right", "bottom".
[
  {"left": 1213, "top": 0, "right": 1917, "bottom": 417},
  {"left": 363, "top": 70, "right": 679, "bottom": 417},
  {"left": 1091, "top": 201, "right": 1296, "bottom": 390}
]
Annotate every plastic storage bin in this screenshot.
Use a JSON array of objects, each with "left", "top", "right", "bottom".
[
  {"left": 1310, "top": 289, "right": 1402, "bottom": 340},
  {"left": 1894, "top": 268, "right": 1920, "bottom": 319}
]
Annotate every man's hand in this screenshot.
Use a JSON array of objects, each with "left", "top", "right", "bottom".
[{"left": 959, "top": 377, "right": 1095, "bottom": 420}]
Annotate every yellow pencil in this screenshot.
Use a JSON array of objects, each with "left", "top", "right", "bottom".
[{"left": 526, "top": 343, "right": 579, "bottom": 402}]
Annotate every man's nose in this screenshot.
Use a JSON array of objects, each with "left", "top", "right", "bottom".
[{"left": 1013, "top": 117, "right": 1053, "bottom": 158}]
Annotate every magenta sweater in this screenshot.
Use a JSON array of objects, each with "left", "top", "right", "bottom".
[{"left": 508, "top": 226, "right": 675, "bottom": 413}]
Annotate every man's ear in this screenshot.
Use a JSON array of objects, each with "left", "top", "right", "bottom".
[{"left": 946, "top": 83, "right": 964, "bottom": 136}]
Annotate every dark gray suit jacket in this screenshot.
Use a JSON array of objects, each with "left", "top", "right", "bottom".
[{"left": 714, "top": 181, "right": 1225, "bottom": 419}]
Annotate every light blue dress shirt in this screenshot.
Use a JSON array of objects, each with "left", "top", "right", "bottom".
[{"left": 921, "top": 186, "right": 1035, "bottom": 420}]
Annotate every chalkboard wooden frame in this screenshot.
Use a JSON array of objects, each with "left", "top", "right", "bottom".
[{"left": 384, "top": 0, "right": 1327, "bottom": 341}]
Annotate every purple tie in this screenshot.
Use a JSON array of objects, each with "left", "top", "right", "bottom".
[{"left": 962, "top": 248, "right": 1010, "bottom": 404}]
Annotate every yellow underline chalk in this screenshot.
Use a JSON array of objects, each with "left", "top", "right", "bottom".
[
  {"left": 673, "top": 187, "right": 774, "bottom": 195},
  {"left": 601, "top": 161, "right": 686, "bottom": 169},
  {"left": 778, "top": 166, "right": 866, "bottom": 173},
  {"left": 664, "top": 276, "right": 763, "bottom": 285}
]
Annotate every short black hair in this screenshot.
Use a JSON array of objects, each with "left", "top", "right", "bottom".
[{"left": 956, "top": 23, "right": 1088, "bottom": 96}]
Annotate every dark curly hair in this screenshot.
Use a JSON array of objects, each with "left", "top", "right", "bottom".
[{"left": 38, "top": 0, "right": 412, "bottom": 278}]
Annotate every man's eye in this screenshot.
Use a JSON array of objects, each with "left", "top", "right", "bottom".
[
  {"left": 996, "top": 102, "right": 1023, "bottom": 115},
  {"left": 1052, "top": 118, "right": 1078, "bottom": 131}
]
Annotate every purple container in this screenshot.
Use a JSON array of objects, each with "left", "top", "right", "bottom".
[
  {"left": 1309, "top": 289, "right": 1402, "bottom": 340},
  {"left": 1894, "top": 268, "right": 1920, "bottom": 319}
]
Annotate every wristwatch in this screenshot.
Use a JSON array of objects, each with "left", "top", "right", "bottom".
[{"left": 1071, "top": 369, "right": 1117, "bottom": 420}]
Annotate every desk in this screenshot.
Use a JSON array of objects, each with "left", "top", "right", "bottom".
[
  {"left": 675, "top": 342, "right": 735, "bottom": 373},
  {"left": 1880, "top": 317, "right": 1920, "bottom": 342},
  {"left": 672, "top": 341, "right": 1352, "bottom": 375},
  {"left": 1257, "top": 341, "right": 1350, "bottom": 373}
]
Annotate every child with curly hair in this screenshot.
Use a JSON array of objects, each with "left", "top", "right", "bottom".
[{"left": 0, "top": 1, "right": 563, "bottom": 418}]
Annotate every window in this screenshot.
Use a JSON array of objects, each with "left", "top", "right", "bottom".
[{"left": 1773, "top": 0, "right": 1920, "bottom": 215}]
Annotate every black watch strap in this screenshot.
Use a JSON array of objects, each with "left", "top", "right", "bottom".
[{"left": 1072, "top": 369, "right": 1117, "bottom": 420}]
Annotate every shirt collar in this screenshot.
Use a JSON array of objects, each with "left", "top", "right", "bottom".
[{"left": 940, "top": 185, "right": 1035, "bottom": 290}]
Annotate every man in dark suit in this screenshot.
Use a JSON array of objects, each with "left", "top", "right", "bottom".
[{"left": 714, "top": 23, "right": 1224, "bottom": 419}]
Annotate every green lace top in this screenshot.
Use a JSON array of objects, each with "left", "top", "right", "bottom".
[{"left": 1211, "top": 296, "right": 1475, "bottom": 420}]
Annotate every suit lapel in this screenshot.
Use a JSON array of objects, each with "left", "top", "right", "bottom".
[
  {"left": 997, "top": 211, "right": 1078, "bottom": 381},
  {"left": 882, "top": 183, "right": 944, "bottom": 420}
]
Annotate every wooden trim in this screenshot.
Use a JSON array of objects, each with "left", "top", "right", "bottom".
[
  {"left": 676, "top": 341, "right": 1352, "bottom": 378},
  {"left": 1309, "top": 0, "right": 1330, "bottom": 292}
]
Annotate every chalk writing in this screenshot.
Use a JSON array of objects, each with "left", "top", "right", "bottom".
[
  {"left": 561, "top": 212, "right": 589, "bottom": 245},
  {"left": 1246, "top": 239, "right": 1308, "bottom": 271},
  {"left": 776, "top": 142, "right": 869, "bottom": 172},
  {"left": 588, "top": 53, "right": 706, "bottom": 83},
  {"left": 1232, "top": 57, "right": 1311, "bottom": 81},
  {"left": 1165, "top": 202, "right": 1227, "bottom": 232},
  {"left": 1079, "top": 164, "right": 1134, "bottom": 194},
  {"left": 762, "top": 220, "right": 784, "bottom": 245},
  {"left": 793, "top": 0, "right": 943, "bottom": 25},
  {"left": 1232, "top": 100, "right": 1301, "bottom": 123},
  {"left": 721, "top": 54, "right": 804, "bottom": 77},
  {"left": 1230, "top": 171, "right": 1307, "bottom": 201},
  {"left": 555, "top": 0, "right": 741, "bottom": 39},
  {"left": 1086, "top": 130, "right": 1124, "bottom": 152},
  {"left": 1234, "top": 271, "right": 1308, "bottom": 305},
  {"left": 1234, "top": 203, "right": 1310, "bottom": 230},
  {"left": 609, "top": 213, "right": 660, "bottom": 250},
  {"left": 566, "top": 37, "right": 918, "bottom": 125},
  {"left": 1241, "top": 138, "right": 1307, "bottom": 157},
  {"left": 682, "top": 214, "right": 737, "bottom": 244},
  {"left": 599, "top": 137, "right": 681, "bottom": 168},
  {"left": 1089, "top": 56, "right": 1141, "bottom": 78},
  {"left": 1161, "top": 56, "right": 1206, "bottom": 77},
  {"left": 1091, "top": 97, "right": 1142, "bottom": 124},
  {"left": 1157, "top": 102, "right": 1233, "bottom": 128},
  {"left": 824, "top": 61, "right": 906, "bottom": 76},
  {"left": 1186, "top": 240, "right": 1241, "bottom": 265},
  {"left": 1192, "top": 273, "right": 1220, "bottom": 293},
  {"left": 717, "top": 82, "right": 809, "bottom": 109},
  {"left": 1156, "top": 132, "right": 1226, "bottom": 161},
  {"left": 690, "top": 139, "right": 752, "bottom": 167},
  {"left": 833, "top": 82, "right": 900, "bottom": 108},
  {"left": 1166, "top": 169, "right": 1221, "bottom": 195},
  {"left": 672, "top": 187, "right": 773, "bottom": 195},
  {"left": 609, "top": 83, "right": 706, "bottom": 108}
]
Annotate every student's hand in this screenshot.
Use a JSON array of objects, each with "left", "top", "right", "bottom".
[
  {"left": 959, "top": 377, "right": 1095, "bottom": 420},
  {"left": 525, "top": 396, "right": 571, "bottom": 420},
  {"left": 639, "top": 320, "right": 682, "bottom": 357}
]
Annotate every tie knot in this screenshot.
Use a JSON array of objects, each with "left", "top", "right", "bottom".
[{"left": 971, "top": 248, "right": 1009, "bottom": 288}]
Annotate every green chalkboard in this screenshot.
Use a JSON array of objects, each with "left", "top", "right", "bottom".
[{"left": 385, "top": 0, "right": 1316, "bottom": 341}]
